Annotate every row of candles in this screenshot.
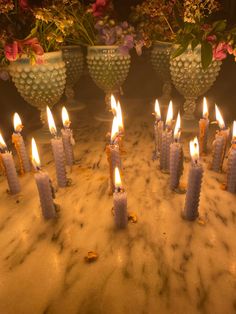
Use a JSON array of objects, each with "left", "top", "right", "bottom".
[
  {"left": 0, "top": 96, "right": 235, "bottom": 227},
  {"left": 106, "top": 96, "right": 236, "bottom": 225}
]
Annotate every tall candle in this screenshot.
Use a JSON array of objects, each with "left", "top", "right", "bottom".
[
  {"left": 12, "top": 113, "right": 31, "bottom": 174},
  {"left": 211, "top": 105, "right": 230, "bottom": 172},
  {"left": 182, "top": 138, "right": 203, "bottom": 221},
  {"left": 61, "top": 106, "right": 75, "bottom": 166},
  {"left": 0, "top": 132, "right": 20, "bottom": 194},
  {"left": 47, "top": 107, "right": 67, "bottom": 188},
  {"left": 226, "top": 121, "right": 236, "bottom": 193},
  {"left": 199, "top": 97, "right": 209, "bottom": 155},
  {"left": 153, "top": 99, "right": 163, "bottom": 158},
  {"left": 31, "top": 138, "right": 56, "bottom": 219},
  {"left": 113, "top": 167, "right": 128, "bottom": 228},
  {"left": 170, "top": 113, "right": 184, "bottom": 190},
  {"left": 106, "top": 116, "right": 122, "bottom": 192},
  {"left": 160, "top": 100, "right": 173, "bottom": 172}
]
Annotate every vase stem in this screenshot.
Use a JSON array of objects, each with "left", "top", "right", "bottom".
[{"left": 183, "top": 97, "right": 197, "bottom": 121}]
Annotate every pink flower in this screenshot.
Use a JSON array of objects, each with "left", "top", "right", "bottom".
[
  {"left": 206, "top": 35, "right": 216, "bottom": 43},
  {"left": 92, "top": 0, "right": 109, "bottom": 17},
  {"left": 18, "top": 38, "right": 44, "bottom": 56},
  {"left": 18, "top": 0, "right": 29, "bottom": 10},
  {"left": 213, "top": 42, "right": 229, "bottom": 61},
  {"left": 4, "top": 41, "right": 18, "bottom": 61}
]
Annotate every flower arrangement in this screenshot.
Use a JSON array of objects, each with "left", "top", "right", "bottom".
[
  {"left": 130, "top": 0, "right": 181, "bottom": 47},
  {"left": 173, "top": 0, "right": 229, "bottom": 68}
]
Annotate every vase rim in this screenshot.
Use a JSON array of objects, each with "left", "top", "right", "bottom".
[
  {"left": 62, "top": 45, "right": 82, "bottom": 50},
  {"left": 10, "top": 50, "right": 62, "bottom": 63},
  {"left": 88, "top": 45, "right": 119, "bottom": 50},
  {"left": 153, "top": 40, "right": 173, "bottom": 46}
]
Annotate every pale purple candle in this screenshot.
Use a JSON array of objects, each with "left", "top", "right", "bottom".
[
  {"left": 47, "top": 107, "right": 67, "bottom": 188},
  {"left": 12, "top": 113, "right": 31, "bottom": 173},
  {"left": 169, "top": 113, "right": 183, "bottom": 190},
  {"left": 0, "top": 133, "right": 20, "bottom": 194},
  {"left": 113, "top": 167, "right": 128, "bottom": 229},
  {"left": 61, "top": 106, "right": 75, "bottom": 166},
  {"left": 226, "top": 121, "right": 236, "bottom": 193},
  {"left": 160, "top": 101, "right": 173, "bottom": 171},
  {"left": 31, "top": 138, "right": 56, "bottom": 219},
  {"left": 182, "top": 138, "right": 203, "bottom": 221},
  {"left": 153, "top": 100, "right": 163, "bottom": 157}
]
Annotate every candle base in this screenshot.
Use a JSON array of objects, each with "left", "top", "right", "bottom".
[{"left": 181, "top": 210, "right": 199, "bottom": 221}]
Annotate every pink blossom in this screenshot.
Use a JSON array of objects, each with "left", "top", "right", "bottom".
[
  {"left": 206, "top": 35, "right": 216, "bottom": 43},
  {"left": 92, "top": 0, "right": 109, "bottom": 17},
  {"left": 18, "top": 0, "right": 29, "bottom": 10},
  {"left": 18, "top": 38, "right": 44, "bottom": 56},
  {"left": 213, "top": 42, "right": 229, "bottom": 61},
  {"left": 4, "top": 41, "right": 18, "bottom": 61}
]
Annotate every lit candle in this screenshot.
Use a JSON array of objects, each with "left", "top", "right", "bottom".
[
  {"left": 160, "top": 101, "right": 173, "bottom": 172},
  {"left": 12, "top": 113, "right": 31, "bottom": 174},
  {"left": 226, "top": 121, "right": 236, "bottom": 193},
  {"left": 113, "top": 167, "right": 128, "bottom": 228},
  {"left": 117, "top": 101, "right": 124, "bottom": 135},
  {"left": 170, "top": 113, "right": 184, "bottom": 190},
  {"left": 153, "top": 99, "right": 163, "bottom": 158},
  {"left": 182, "top": 137, "right": 203, "bottom": 221},
  {"left": 31, "top": 138, "right": 56, "bottom": 219},
  {"left": 211, "top": 105, "right": 230, "bottom": 172},
  {"left": 61, "top": 106, "right": 75, "bottom": 166},
  {"left": 47, "top": 107, "right": 67, "bottom": 188},
  {"left": 106, "top": 117, "right": 122, "bottom": 193},
  {"left": 0, "top": 132, "right": 20, "bottom": 194},
  {"left": 199, "top": 97, "right": 209, "bottom": 155},
  {"left": 111, "top": 94, "right": 117, "bottom": 116}
]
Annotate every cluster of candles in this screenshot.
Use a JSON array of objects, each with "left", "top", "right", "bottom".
[
  {"left": 0, "top": 106, "right": 75, "bottom": 219},
  {"left": 0, "top": 96, "right": 236, "bottom": 226},
  {"left": 153, "top": 97, "right": 236, "bottom": 220}
]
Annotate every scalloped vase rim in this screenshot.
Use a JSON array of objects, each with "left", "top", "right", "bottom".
[
  {"left": 88, "top": 45, "right": 119, "bottom": 50},
  {"left": 153, "top": 40, "right": 173, "bottom": 46},
  {"left": 9, "top": 50, "right": 62, "bottom": 63}
]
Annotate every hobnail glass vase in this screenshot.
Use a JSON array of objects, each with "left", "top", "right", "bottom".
[
  {"left": 150, "top": 41, "right": 172, "bottom": 103},
  {"left": 87, "top": 45, "right": 131, "bottom": 121},
  {"left": 9, "top": 51, "right": 66, "bottom": 128},
  {"left": 62, "top": 45, "right": 84, "bottom": 110},
  {"left": 170, "top": 45, "right": 221, "bottom": 129}
]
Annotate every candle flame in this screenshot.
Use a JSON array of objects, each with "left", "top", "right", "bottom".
[
  {"left": 0, "top": 132, "right": 7, "bottom": 150},
  {"left": 233, "top": 121, "right": 236, "bottom": 139},
  {"left": 117, "top": 101, "right": 123, "bottom": 132},
  {"left": 13, "top": 112, "right": 23, "bottom": 132},
  {"left": 114, "top": 167, "right": 122, "bottom": 188},
  {"left": 166, "top": 100, "right": 173, "bottom": 127},
  {"left": 190, "top": 137, "right": 199, "bottom": 162},
  {"left": 111, "top": 116, "right": 119, "bottom": 142},
  {"left": 111, "top": 94, "right": 117, "bottom": 115},
  {"left": 154, "top": 99, "right": 161, "bottom": 119},
  {"left": 174, "top": 112, "right": 181, "bottom": 140},
  {"left": 47, "top": 106, "right": 57, "bottom": 135},
  {"left": 31, "top": 137, "right": 41, "bottom": 169},
  {"left": 203, "top": 97, "right": 208, "bottom": 119},
  {"left": 62, "top": 106, "right": 70, "bottom": 128},
  {"left": 215, "top": 105, "right": 225, "bottom": 129}
]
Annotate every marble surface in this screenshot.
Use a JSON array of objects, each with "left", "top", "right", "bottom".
[{"left": 0, "top": 99, "right": 236, "bottom": 314}]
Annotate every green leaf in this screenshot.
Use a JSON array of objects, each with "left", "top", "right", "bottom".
[
  {"left": 201, "top": 41, "right": 213, "bottom": 70},
  {"left": 172, "top": 45, "right": 187, "bottom": 59},
  {"left": 212, "top": 20, "right": 227, "bottom": 33}
]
